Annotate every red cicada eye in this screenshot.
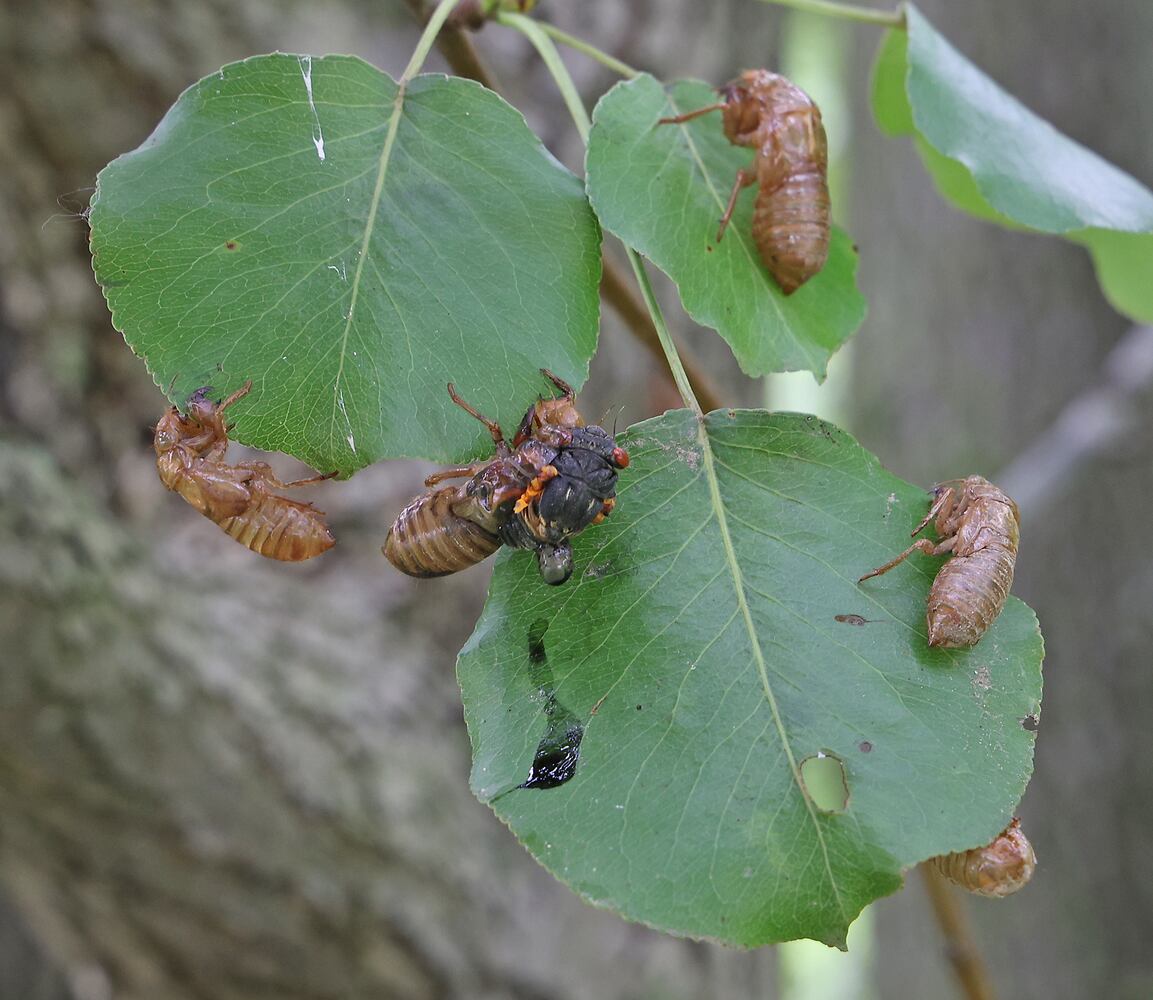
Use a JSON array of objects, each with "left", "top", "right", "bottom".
[{"left": 611, "top": 447, "right": 630, "bottom": 469}]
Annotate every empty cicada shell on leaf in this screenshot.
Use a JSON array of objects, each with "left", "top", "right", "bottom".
[
  {"left": 860, "top": 476, "right": 1019, "bottom": 647},
  {"left": 931, "top": 818, "right": 1036, "bottom": 898},
  {"left": 154, "top": 381, "right": 335, "bottom": 561},
  {"left": 660, "top": 69, "right": 830, "bottom": 294}
]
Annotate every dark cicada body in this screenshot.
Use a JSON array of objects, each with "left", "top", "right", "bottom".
[
  {"left": 660, "top": 69, "right": 830, "bottom": 294},
  {"left": 931, "top": 818, "right": 1036, "bottom": 898},
  {"left": 536, "top": 426, "right": 626, "bottom": 535},
  {"left": 154, "top": 381, "right": 335, "bottom": 561},
  {"left": 499, "top": 425, "right": 628, "bottom": 585},
  {"left": 384, "top": 371, "right": 627, "bottom": 585},
  {"left": 859, "top": 476, "right": 1019, "bottom": 648}
]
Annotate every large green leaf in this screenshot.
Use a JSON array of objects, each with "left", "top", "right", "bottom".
[
  {"left": 873, "top": 5, "right": 1153, "bottom": 323},
  {"left": 90, "top": 55, "right": 602, "bottom": 475},
  {"left": 459, "top": 409, "right": 1043, "bottom": 947},
  {"left": 586, "top": 75, "right": 867, "bottom": 380}
]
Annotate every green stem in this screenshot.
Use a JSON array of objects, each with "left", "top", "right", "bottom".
[
  {"left": 401, "top": 0, "right": 464, "bottom": 81},
  {"left": 499, "top": 11, "right": 703, "bottom": 417},
  {"left": 532, "top": 21, "right": 640, "bottom": 78},
  {"left": 625, "top": 253, "right": 703, "bottom": 416},
  {"left": 758, "top": 0, "right": 904, "bottom": 28},
  {"left": 496, "top": 13, "right": 592, "bottom": 141}
]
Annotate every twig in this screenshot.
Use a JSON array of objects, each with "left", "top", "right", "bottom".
[
  {"left": 996, "top": 324, "right": 1153, "bottom": 516},
  {"left": 600, "top": 262, "right": 723, "bottom": 411},
  {"left": 919, "top": 864, "right": 996, "bottom": 1000},
  {"left": 399, "top": 0, "right": 723, "bottom": 414}
]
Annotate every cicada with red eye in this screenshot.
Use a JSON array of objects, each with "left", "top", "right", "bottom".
[
  {"left": 154, "top": 381, "right": 335, "bottom": 561},
  {"left": 383, "top": 371, "right": 628, "bottom": 585},
  {"left": 660, "top": 69, "right": 830, "bottom": 294}
]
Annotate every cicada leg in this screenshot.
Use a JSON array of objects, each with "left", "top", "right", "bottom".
[
  {"left": 657, "top": 102, "right": 726, "bottom": 126},
  {"left": 447, "top": 383, "right": 509, "bottom": 453},
  {"left": 716, "top": 168, "right": 756, "bottom": 243},
  {"left": 858, "top": 536, "right": 955, "bottom": 584}
]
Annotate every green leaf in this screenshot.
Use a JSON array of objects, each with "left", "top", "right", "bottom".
[
  {"left": 459, "top": 410, "right": 1043, "bottom": 947},
  {"left": 90, "top": 55, "right": 602, "bottom": 475},
  {"left": 872, "top": 6, "right": 1153, "bottom": 323},
  {"left": 586, "top": 75, "right": 867, "bottom": 380}
]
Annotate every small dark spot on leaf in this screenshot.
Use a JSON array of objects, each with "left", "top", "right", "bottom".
[
  {"left": 858, "top": 740, "right": 872, "bottom": 753},
  {"left": 706, "top": 245, "right": 713, "bottom": 253},
  {"left": 635, "top": 704, "right": 643, "bottom": 711},
  {"left": 1021, "top": 715, "right": 1039, "bottom": 731},
  {"left": 225, "top": 240, "right": 238, "bottom": 250},
  {"left": 835, "top": 614, "right": 868, "bottom": 626}
]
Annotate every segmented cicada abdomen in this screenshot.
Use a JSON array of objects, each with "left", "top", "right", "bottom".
[
  {"left": 751, "top": 74, "right": 830, "bottom": 294},
  {"left": 154, "top": 382, "right": 336, "bottom": 561},
  {"left": 931, "top": 818, "right": 1036, "bottom": 898},
  {"left": 926, "top": 478, "right": 1019, "bottom": 648},
  {"left": 218, "top": 490, "right": 335, "bottom": 562},
  {"left": 384, "top": 486, "right": 503, "bottom": 578}
]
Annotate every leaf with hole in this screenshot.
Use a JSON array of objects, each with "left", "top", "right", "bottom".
[
  {"left": 872, "top": 4, "right": 1153, "bottom": 323},
  {"left": 89, "top": 55, "right": 602, "bottom": 476},
  {"left": 586, "top": 74, "right": 867, "bottom": 380},
  {"left": 459, "top": 409, "right": 1043, "bottom": 947}
]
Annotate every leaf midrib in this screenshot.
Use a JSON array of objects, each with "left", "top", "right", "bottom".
[
  {"left": 695, "top": 414, "right": 848, "bottom": 921},
  {"left": 327, "top": 74, "right": 408, "bottom": 454}
]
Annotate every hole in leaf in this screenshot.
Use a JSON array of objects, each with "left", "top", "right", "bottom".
[
  {"left": 800, "top": 752, "right": 849, "bottom": 813},
  {"left": 1021, "top": 714, "right": 1039, "bottom": 731},
  {"left": 858, "top": 740, "right": 873, "bottom": 753}
]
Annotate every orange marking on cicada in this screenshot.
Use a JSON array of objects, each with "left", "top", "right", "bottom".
[
  {"left": 514, "top": 464, "right": 559, "bottom": 514},
  {"left": 591, "top": 496, "right": 616, "bottom": 526}
]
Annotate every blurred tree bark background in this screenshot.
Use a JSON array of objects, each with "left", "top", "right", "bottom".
[{"left": 1, "top": 1, "right": 1150, "bottom": 998}]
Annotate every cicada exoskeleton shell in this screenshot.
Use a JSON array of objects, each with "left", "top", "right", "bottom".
[
  {"left": 383, "top": 483, "right": 505, "bottom": 578},
  {"left": 931, "top": 818, "right": 1036, "bottom": 898},
  {"left": 154, "top": 382, "right": 335, "bottom": 561},
  {"left": 660, "top": 69, "right": 831, "bottom": 294},
  {"left": 860, "top": 476, "right": 1019, "bottom": 648}
]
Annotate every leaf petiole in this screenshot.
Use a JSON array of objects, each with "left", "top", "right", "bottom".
[
  {"left": 401, "top": 0, "right": 467, "bottom": 82},
  {"left": 498, "top": 12, "right": 703, "bottom": 417},
  {"left": 531, "top": 21, "right": 640, "bottom": 79},
  {"left": 756, "top": 0, "right": 904, "bottom": 28},
  {"left": 496, "top": 13, "right": 593, "bottom": 141},
  {"left": 625, "top": 253, "right": 703, "bottom": 416}
]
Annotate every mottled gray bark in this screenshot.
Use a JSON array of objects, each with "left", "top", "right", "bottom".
[{"left": 0, "top": 0, "right": 782, "bottom": 996}]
